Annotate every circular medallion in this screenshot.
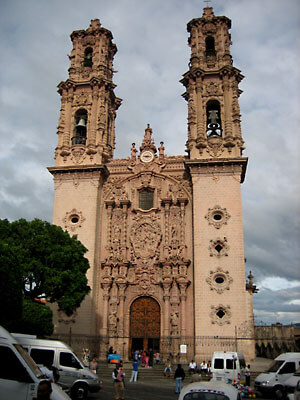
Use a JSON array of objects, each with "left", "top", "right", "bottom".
[{"left": 140, "top": 150, "right": 154, "bottom": 163}]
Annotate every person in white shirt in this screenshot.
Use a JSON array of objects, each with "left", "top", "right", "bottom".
[{"left": 188, "top": 360, "right": 197, "bottom": 374}]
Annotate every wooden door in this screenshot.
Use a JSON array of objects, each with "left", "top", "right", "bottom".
[{"left": 130, "top": 297, "right": 160, "bottom": 352}]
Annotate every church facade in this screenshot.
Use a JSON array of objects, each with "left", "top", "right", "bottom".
[{"left": 49, "top": 6, "right": 257, "bottom": 362}]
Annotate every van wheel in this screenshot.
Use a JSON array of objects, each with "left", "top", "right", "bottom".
[
  {"left": 274, "top": 386, "right": 284, "bottom": 399},
  {"left": 71, "top": 384, "right": 88, "bottom": 400}
]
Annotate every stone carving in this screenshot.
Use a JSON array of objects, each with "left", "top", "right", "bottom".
[
  {"left": 74, "top": 92, "right": 91, "bottom": 106},
  {"left": 70, "top": 147, "right": 86, "bottom": 164},
  {"left": 108, "top": 310, "right": 118, "bottom": 336},
  {"left": 130, "top": 215, "right": 162, "bottom": 261},
  {"left": 170, "top": 311, "right": 179, "bottom": 336},
  {"left": 205, "top": 205, "right": 230, "bottom": 229},
  {"left": 206, "top": 81, "right": 219, "bottom": 96},
  {"left": 210, "top": 304, "right": 231, "bottom": 325},
  {"left": 63, "top": 209, "right": 85, "bottom": 232},
  {"left": 206, "top": 267, "right": 233, "bottom": 294},
  {"left": 207, "top": 136, "right": 224, "bottom": 157},
  {"left": 209, "top": 237, "right": 229, "bottom": 257}
]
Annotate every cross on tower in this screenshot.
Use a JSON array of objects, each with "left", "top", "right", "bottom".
[{"left": 204, "top": 0, "right": 211, "bottom": 6}]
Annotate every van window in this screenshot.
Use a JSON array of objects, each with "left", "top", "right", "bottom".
[
  {"left": 226, "top": 359, "right": 236, "bottom": 370},
  {"left": 214, "top": 358, "right": 224, "bottom": 369},
  {"left": 279, "top": 362, "right": 296, "bottom": 374},
  {"left": 60, "top": 352, "right": 82, "bottom": 369},
  {"left": 31, "top": 348, "right": 55, "bottom": 368},
  {"left": 266, "top": 360, "right": 284, "bottom": 372},
  {"left": 0, "top": 345, "right": 32, "bottom": 382}
]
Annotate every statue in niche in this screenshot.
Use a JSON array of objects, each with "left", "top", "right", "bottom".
[
  {"left": 108, "top": 310, "right": 118, "bottom": 335},
  {"left": 170, "top": 311, "right": 179, "bottom": 335}
]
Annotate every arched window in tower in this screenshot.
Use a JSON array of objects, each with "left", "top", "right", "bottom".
[
  {"left": 83, "top": 47, "right": 93, "bottom": 67},
  {"left": 72, "top": 109, "right": 87, "bottom": 145},
  {"left": 206, "top": 100, "right": 222, "bottom": 137},
  {"left": 139, "top": 188, "right": 154, "bottom": 210},
  {"left": 205, "top": 36, "right": 216, "bottom": 57}
]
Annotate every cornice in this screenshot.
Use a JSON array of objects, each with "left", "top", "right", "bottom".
[
  {"left": 48, "top": 164, "right": 109, "bottom": 178},
  {"left": 185, "top": 157, "right": 248, "bottom": 183}
]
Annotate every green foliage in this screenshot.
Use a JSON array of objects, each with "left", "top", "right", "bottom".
[
  {"left": 0, "top": 218, "right": 91, "bottom": 318},
  {"left": 0, "top": 240, "right": 23, "bottom": 331},
  {"left": 20, "top": 299, "right": 54, "bottom": 336}
]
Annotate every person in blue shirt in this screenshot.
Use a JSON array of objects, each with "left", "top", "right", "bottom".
[{"left": 130, "top": 360, "right": 139, "bottom": 382}]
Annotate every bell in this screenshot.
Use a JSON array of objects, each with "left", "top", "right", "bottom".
[{"left": 76, "top": 118, "right": 86, "bottom": 127}]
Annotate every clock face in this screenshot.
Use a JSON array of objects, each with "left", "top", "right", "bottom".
[{"left": 140, "top": 150, "right": 154, "bottom": 163}]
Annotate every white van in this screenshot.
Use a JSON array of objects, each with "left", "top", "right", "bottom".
[
  {"left": 254, "top": 352, "right": 300, "bottom": 399},
  {"left": 211, "top": 351, "right": 246, "bottom": 383},
  {"left": 0, "top": 325, "right": 70, "bottom": 400},
  {"left": 13, "top": 334, "right": 101, "bottom": 400},
  {"left": 285, "top": 367, "right": 300, "bottom": 399}
]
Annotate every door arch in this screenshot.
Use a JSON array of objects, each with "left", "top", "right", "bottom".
[{"left": 130, "top": 296, "right": 160, "bottom": 355}]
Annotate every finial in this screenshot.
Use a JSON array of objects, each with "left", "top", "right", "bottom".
[{"left": 204, "top": 0, "right": 211, "bottom": 7}]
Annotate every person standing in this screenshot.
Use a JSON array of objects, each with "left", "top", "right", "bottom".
[
  {"left": 245, "top": 364, "right": 251, "bottom": 387},
  {"left": 130, "top": 360, "right": 139, "bottom": 382},
  {"left": 174, "top": 364, "right": 185, "bottom": 394},
  {"left": 112, "top": 363, "right": 125, "bottom": 400},
  {"left": 89, "top": 357, "right": 98, "bottom": 374}
]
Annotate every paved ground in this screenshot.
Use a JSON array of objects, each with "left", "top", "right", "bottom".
[{"left": 87, "top": 358, "right": 272, "bottom": 400}]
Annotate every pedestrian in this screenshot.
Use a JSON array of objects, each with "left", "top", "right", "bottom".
[
  {"left": 174, "top": 363, "right": 185, "bottom": 394},
  {"left": 82, "top": 348, "right": 90, "bottom": 367},
  {"left": 188, "top": 359, "right": 197, "bottom": 374},
  {"left": 130, "top": 359, "right": 139, "bottom": 382},
  {"left": 245, "top": 364, "right": 251, "bottom": 387},
  {"left": 164, "top": 358, "right": 172, "bottom": 376},
  {"left": 112, "top": 363, "right": 125, "bottom": 400},
  {"left": 154, "top": 352, "right": 161, "bottom": 364},
  {"left": 89, "top": 356, "right": 98, "bottom": 374},
  {"left": 149, "top": 348, "right": 154, "bottom": 367},
  {"left": 33, "top": 380, "right": 52, "bottom": 400},
  {"left": 145, "top": 351, "right": 149, "bottom": 368}
]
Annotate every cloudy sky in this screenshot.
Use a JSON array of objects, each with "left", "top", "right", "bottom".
[{"left": 0, "top": 0, "right": 299, "bottom": 326}]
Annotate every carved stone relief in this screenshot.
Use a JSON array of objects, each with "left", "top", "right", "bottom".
[
  {"left": 130, "top": 215, "right": 162, "bottom": 261},
  {"left": 63, "top": 208, "right": 85, "bottom": 231},
  {"left": 70, "top": 147, "right": 86, "bottom": 164},
  {"left": 210, "top": 304, "right": 231, "bottom": 325},
  {"left": 206, "top": 267, "right": 233, "bottom": 294},
  {"left": 205, "top": 205, "right": 230, "bottom": 229},
  {"left": 209, "top": 237, "right": 229, "bottom": 257}
]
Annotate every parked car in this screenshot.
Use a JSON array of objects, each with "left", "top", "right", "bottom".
[
  {"left": 254, "top": 352, "right": 300, "bottom": 399},
  {"left": 0, "top": 325, "right": 71, "bottom": 400},
  {"left": 285, "top": 367, "right": 300, "bottom": 399},
  {"left": 211, "top": 351, "right": 246, "bottom": 383},
  {"left": 179, "top": 381, "right": 241, "bottom": 400},
  {"left": 13, "top": 333, "right": 102, "bottom": 400}
]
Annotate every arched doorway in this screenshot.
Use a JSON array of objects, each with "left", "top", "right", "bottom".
[{"left": 130, "top": 297, "right": 160, "bottom": 355}]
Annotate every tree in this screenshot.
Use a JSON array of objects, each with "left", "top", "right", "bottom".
[{"left": 0, "top": 218, "right": 91, "bottom": 319}]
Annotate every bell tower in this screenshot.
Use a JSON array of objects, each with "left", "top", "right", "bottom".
[
  {"left": 55, "top": 18, "right": 121, "bottom": 166},
  {"left": 183, "top": 7, "right": 255, "bottom": 360},
  {"left": 181, "top": 6, "right": 245, "bottom": 159},
  {"left": 48, "top": 20, "right": 121, "bottom": 335}
]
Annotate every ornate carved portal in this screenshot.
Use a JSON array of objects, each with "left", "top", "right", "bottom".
[{"left": 130, "top": 297, "right": 160, "bottom": 353}]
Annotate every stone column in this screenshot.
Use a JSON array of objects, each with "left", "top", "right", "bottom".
[
  {"left": 222, "top": 74, "right": 233, "bottom": 137},
  {"left": 101, "top": 283, "right": 111, "bottom": 336}
]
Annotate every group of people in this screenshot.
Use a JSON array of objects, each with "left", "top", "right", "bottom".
[
  {"left": 131, "top": 348, "right": 160, "bottom": 367},
  {"left": 188, "top": 359, "right": 211, "bottom": 375}
]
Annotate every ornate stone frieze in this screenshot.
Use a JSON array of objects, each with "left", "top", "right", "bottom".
[
  {"left": 205, "top": 205, "right": 230, "bottom": 229},
  {"left": 207, "top": 136, "right": 224, "bottom": 157},
  {"left": 206, "top": 267, "right": 233, "bottom": 294},
  {"left": 210, "top": 304, "right": 231, "bottom": 325}
]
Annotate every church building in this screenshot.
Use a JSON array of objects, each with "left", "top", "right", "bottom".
[{"left": 48, "top": 6, "right": 257, "bottom": 362}]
